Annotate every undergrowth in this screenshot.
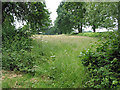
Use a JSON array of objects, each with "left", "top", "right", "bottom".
[
  {"left": 80, "top": 31, "right": 120, "bottom": 88},
  {"left": 77, "top": 31, "right": 114, "bottom": 39},
  {"left": 2, "top": 19, "right": 35, "bottom": 73}
]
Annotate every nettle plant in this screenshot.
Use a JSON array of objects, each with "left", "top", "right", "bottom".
[{"left": 79, "top": 31, "right": 120, "bottom": 88}]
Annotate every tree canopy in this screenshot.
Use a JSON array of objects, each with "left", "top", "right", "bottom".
[
  {"left": 85, "top": 2, "right": 118, "bottom": 32},
  {"left": 2, "top": 2, "right": 51, "bottom": 33},
  {"left": 53, "top": 2, "right": 118, "bottom": 34}
]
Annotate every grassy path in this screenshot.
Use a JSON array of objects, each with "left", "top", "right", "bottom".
[{"left": 2, "top": 35, "right": 98, "bottom": 88}]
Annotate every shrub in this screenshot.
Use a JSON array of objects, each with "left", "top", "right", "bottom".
[
  {"left": 2, "top": 49, "right": 35, "bottom": 73},
  {"left": 79, "top": 31, "right": 120, "bottom": 88},
  {"left": 2, "top": 19, "right": 35, "bottom": 73},
  {"left": 78, "top": 31, "right": 114, "bottom": 39}
]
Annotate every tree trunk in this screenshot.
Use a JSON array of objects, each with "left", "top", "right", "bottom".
[
  {"left": 78, "top": 24, "right": 80, "bottom": 33},
  {"left": 59, "top": 31, "right": 62, "bottom": 34},
  {"left": 80, "top": 23, "right": 82, "bottom": 33},
  {"left": 93, "top": 24, "right": 96, "bottom": 32},
  {"left": 78, "top": 23, "right": 82, "bottom": 33}
]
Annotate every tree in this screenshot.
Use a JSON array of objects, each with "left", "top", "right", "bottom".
[
  {"left": 55, "top": 2, "right": 73, "bottom": 34},
  {"left": 55, "top": 2, "right": 118, "bottom": 33},
  {"left": 85, "top": 2, "right": 118, "bottom": 32},
  {"left": 63, "top": 2, "right": 86, "bottom": 33},
  {"left": 55, "top": 2, "right": 86, "bottom": 34},
  {"left": 2, "top": 2, "right": 51, "bottom": 34}
]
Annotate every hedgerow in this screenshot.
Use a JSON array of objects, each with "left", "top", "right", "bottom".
[
  {"left": 2, "top": 19, "right": 35, "bottom": 73},
  {"left": 77, "top": 31, "right": 114, "bottom": 39},
  {"left": 80, "top": 31, "right": 120, "bottom": 88}
]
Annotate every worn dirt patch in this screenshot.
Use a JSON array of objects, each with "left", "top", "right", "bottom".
[{"left": 2, "top": 70, "right": 23, "bottom": 80}]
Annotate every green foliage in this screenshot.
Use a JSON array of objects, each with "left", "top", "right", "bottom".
[
  {"left": 63, "top": 2, "right": 86, "bottom": 33},
  {"left": 79, "top": 31, "right": 120, "bottom": 88},
  {"left": 54, "top": 2, "right": 73, "bottom": 34},
  {"left": 2, "top": 19, "right": 31, "bottom": 50},
  {"left": 54, "top": 2, "right": 117, "bottom": 33},
  {"left": 44, "top": 26, "right": 56, "bottom": 35},
  {"left": 2, "top": 19, "right": 34, "bottom": 73},
  {"left": 84, "top": 2, "right": 117, "bottom": 32},
  {"left": 77, "top": 31, "right": 114, "bottom": 38},
  {"left": 2, "top": 50, "right": 35, "bottom": 72},
  {"left": 2, "top": 2, "right": 51, "bottom": 73},
  {"left": 118, "top": 2, "right": 120, "bottom": 42},
  {"left": 2, "top": 2, "right": 51, "bottom": 34},
  {"left": 2, "top": 35, "right": 97, "bottom": 88},
  {"left": 54, "top": 2, "right": 86, "bottom": 34},
  {"left": 23, "top": 35, "right": 96, "bottom": 88}
]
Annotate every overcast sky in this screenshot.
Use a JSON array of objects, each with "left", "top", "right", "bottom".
[{"left": 45, "top": 0, "right": 62, "bottom": 25}]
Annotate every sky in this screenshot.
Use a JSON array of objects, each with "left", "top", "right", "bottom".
[{"left": 45, "top": 0, "right": 62, "bottom": 25}]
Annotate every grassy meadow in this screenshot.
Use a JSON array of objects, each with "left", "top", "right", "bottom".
[{"left": 2, "top": 35, "right": 98, "bottom": 88}]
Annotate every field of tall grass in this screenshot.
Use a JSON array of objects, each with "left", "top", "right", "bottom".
[{"left": 2, "top": 35, "right": 98, "bottom": 88}]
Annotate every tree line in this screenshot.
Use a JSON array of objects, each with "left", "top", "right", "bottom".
[
  {"left": 2, "top": 2, "right": 119, "bottom": 35},
  {"left": 2, "top": 2, "right": 51, "bottom": 39},
  {"left": 48, "top": 2, "right": 118, "bottom": 34}
]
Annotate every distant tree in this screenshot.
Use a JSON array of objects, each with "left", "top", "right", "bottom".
[
  {"left": 85, "top": 2, "right": 118, "bottom": 32},
  {"left": 63, "top": 2, "right": 86, "bottom": 33},
  {"left": 55, "top": 2, "right": 118, "bottom": 33},
  {"left": 55, "top": 2, "right": 73, "bottom": 34},
  {"left": 55, "top": 2, "right": 86, "bottom": 34}
]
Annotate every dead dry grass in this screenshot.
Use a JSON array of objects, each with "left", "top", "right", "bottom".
[
  {"left": 32, "top": 35, "right": 96, "bottom": 45},
  {"left": 33, "top": 34, "right": 93, "bottom": 40}
]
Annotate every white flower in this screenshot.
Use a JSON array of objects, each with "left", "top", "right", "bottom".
[{"left": 50, "top": 55, "right": 55, "bottom": 58}]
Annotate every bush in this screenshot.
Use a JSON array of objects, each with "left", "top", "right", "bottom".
[
  {"left": 78, "top": 32, "right": 114, "bottom": 39},
  {"left": 79, "top": 31, "right": 120, "bottom": 88},
  {"left": 2, "top": 19, "right": 35, "bottom": 73},
  {"left": 2, "top": 49, "right": 35, "bottom": 73}
]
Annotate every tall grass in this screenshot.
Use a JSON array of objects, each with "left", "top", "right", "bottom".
[
  {"left": 2, "top": 35, "right": 98, "bottom": 88},
  {"left": 32, "top": 35, "right": 98, "bottom": 88}
]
